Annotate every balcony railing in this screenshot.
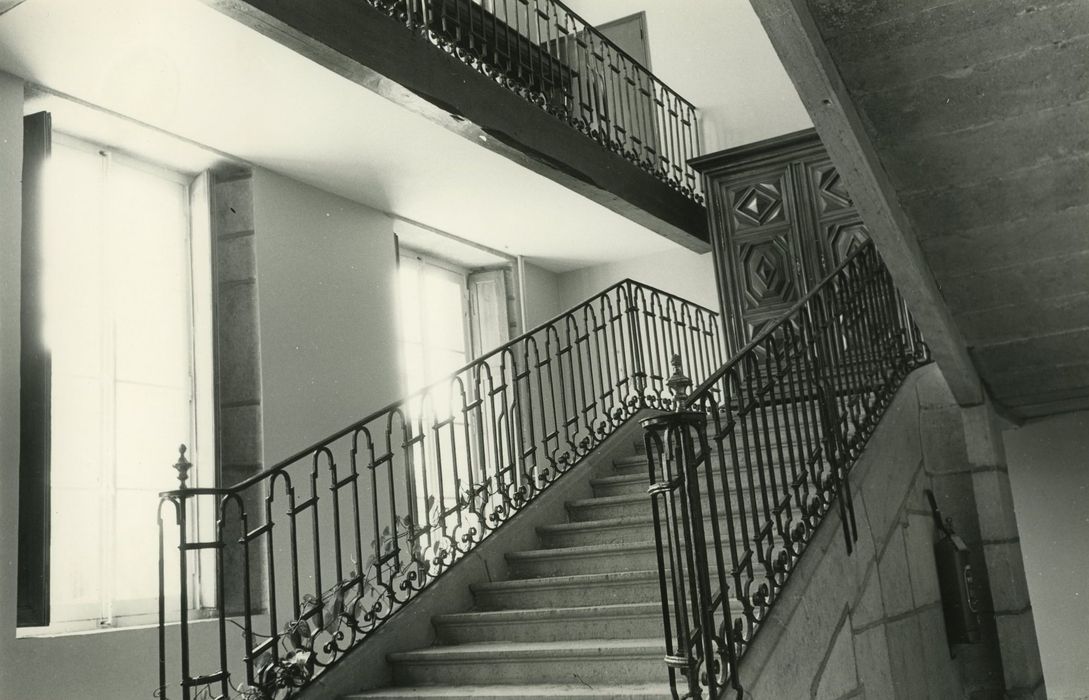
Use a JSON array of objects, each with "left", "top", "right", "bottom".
[
  {"left": 642, "top": 241, "right": 929, "bottom": 698},
  {"left": 367, "top": 0, "right": 703, "bottom": 202},
  {"left": 157, "top": 279, "right": 724, "bottom": 699}
]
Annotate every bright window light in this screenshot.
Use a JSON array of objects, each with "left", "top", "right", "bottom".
[{"left": 42, "top": 135, "right": 200, "bottom": 628}]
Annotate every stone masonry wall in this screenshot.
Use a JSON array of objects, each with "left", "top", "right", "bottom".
[
  {"left": 736, "top": 364, "right": 1027, "bottom": 699},
  {"left": 210, "top": 169, "right": 267, "bottom": 611}
]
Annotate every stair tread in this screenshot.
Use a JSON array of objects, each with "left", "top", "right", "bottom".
[
  {"left": 539, "top": 514, "right": 660, "bottom": 532},
  {"left": 567, "top": 492, "right": 653, "bottom": 508},
  {"left": 348, "top": 683, "right": 672, "bottom": 697},
  {"left": 540, "top": 508, "right": 744, "bottom": 534},
  {"left": 390, "top": 638, "right": 666, "bottom": 662},
  {"left": 508, "top": 539, "right": 661, "bottom": 560},
  {"left": 472, "top": 569, "right": 659, "bottom": 592},
  {"left": 435, "top": 602, "right": 661, "bottom": 624},
  {"left": 592, "top": 468, "right": 758, "bottom": 486},
  {"left": 618, "top": 445, "right": 818, "bottom": 466},
  {"left": 355, "top": 399, "right": 811, "bottom": 696},
  {"left": 568, "top": 489, "right": 740, "bottom": 509}
]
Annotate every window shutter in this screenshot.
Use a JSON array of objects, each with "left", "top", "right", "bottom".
[
  {"left": 467, "top": 268, "right": 511, "bottom": 359},
  {"left": 17, "top": 111, "right": 52, "bottom": 627}
]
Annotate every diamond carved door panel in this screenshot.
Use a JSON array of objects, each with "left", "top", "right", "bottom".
[
  {"left": 738, "top": 236, "right": 798, "bottom": 311},
  {"left": 808, "top": 157, "right": 871, "bottom": 272},
  {"left": 826, "top": 219, "right": 870, "bottom": 267},
  {"left": 693, "top": 129, "right": 864, "bottom": 356},
  {"left": 731, "top": 180, "right": 786, "bottom": 230},
  {"left": 812, "top": 162, "right": 854, "bottom": 214}
]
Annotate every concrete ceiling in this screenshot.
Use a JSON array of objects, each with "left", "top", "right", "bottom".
[
  {"left": 792, "top": 0, "right": 1089, "bottom": 419},
  {"left": 0, "top": 0, "right": 685, "bottom": 272}
]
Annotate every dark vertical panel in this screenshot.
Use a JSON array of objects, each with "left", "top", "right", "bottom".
[{"left": 17, "top": 110, "right": 51, "bottom": 627}]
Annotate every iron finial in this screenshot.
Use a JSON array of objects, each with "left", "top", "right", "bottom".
[
  {"left": 666, "top": 354, "right": 691, "bottom": 404},
  {"left": 173, "top": 444, "right": 192, "bottom": 489}
]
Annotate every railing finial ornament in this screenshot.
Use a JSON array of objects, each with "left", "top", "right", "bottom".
[
  {"left": 667, "top": 353, "right": 691, "bottom": 404},
  {"left": 173, "top": 444, "right": 192, "bottom": 489}
]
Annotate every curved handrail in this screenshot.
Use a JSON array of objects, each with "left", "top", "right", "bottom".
[
  {"left": 643, "top": 241, "right": 930, "bottom": 698},
  {"left": 157, "top": 277, "right": 726, "bottom": 699},
  {"left": 160, "top": 279, "right": 720, "bottom": 499}
]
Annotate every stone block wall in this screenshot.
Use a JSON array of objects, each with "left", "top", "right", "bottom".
[
  {"left": 210, "top": 170, "right": 267, "bottom": 610},
  {"left": 212, "top": 171, "right": 264, "bottom": 485},
  {"left": 737, "top": 364, "right": 1040, "bottom": 699}
]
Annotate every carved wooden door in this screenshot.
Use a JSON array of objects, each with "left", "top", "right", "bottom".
[
  {"left": 804, "top": 157, "right": 870, "bottom": 273},
  {"left": 711, "top": 164, "right": 808, "bottom": 354},
  {"left": 692, "top": 129, "right": 870, "bottom": 355}
]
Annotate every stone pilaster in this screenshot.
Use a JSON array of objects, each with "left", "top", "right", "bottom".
[
  {"left": 963, "top": 402, "right": 1047, "bottom": 699},
  {"left": 211, "top": 169, "right": 267, "bottom": 613}
]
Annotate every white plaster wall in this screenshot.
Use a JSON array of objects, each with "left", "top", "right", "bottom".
[
  {"left": 558, "top": 247, "right": 719, "bottom": 312},
  {"left": 251, "top": 168, "right": 401, "bottom": 466},
  {"left": 1004, "top": 412, "right": 1089, "bottom": 700},
  {"left": 521, "top": 260, "right": 562, "bottom": 327},
  {"left": 561, "top": 0, "right": 813, "bottom": 150}
]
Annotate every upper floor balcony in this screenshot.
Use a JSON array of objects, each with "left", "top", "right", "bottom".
[{"left": 207, "top": 0, "right": 710, "bottom": 249}]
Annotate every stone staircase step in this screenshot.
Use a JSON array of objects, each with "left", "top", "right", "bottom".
[
  {"left": 629, "top": 432, "right": 823, "bottom": 461},
  {"left": 537, "top": 515, "right": 658, "bottom": 548},
  {"left": 566, "top": 492, "right": 656, "bottom": 522},
  {"left": 506, "top": 539, "right": 740, "bottom": 579},
  {"left": 537, "top": 510, "right": 748, "bottom": 549},
  {"left": 567, "top": 488, "right": 758, "bottom": 523},
  {"left": 433, "top": 602, "right": 665, "bottom": 643},
  {"left": 471, "top": 570, "right": 662, "bottom": 610},
  {"left": 506, "top": 540, "right": 666, "bottom": 578},
  {"left": 593, "top": 467, "right": 754, "bottom": 498},
  {"left": 347, "top": 683, "right": 673, "bottom": 698},
  {"left": 388, "top": 639, "right": 668, "bottom": 686},
  {"left": 597, "top": 462, "right": 822, "bottom": 498},
  {"left": 349, "top": 387, "right": 820, "bottom": 698}
]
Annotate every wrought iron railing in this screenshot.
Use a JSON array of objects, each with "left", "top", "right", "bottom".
[
  {"left": 642, "top": 242, "right": 929, "bottom": 698},
  {"left": 366, "top": 0, "right": 703, "bottom": 202},
  {"left": 157, "top": 279, "right": 724, "bottom": 699}
]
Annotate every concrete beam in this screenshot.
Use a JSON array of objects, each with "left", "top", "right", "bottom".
[{"left": 747, "top": 0, "right": 984, "bottom": 407}]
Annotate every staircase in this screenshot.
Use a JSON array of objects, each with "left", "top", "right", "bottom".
[
  {"left": 350, "top": 417, "right": 805, "bottom": 699},
  {"left": 157, "top": 246, "right": 924, "bottom": 700}
]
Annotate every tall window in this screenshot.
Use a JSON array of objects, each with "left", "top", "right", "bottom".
[
  {"left": 41, "top": 136, "right": 200, "bottom": 628},
  {"left": 397, "top": 251, "right": 472, "bottom": 515},
  {"left": 397, "top": 252, "right": 471, "bottom": 394},
  {"left": 396, "top": 249, "right": 519, "bottom": 519}
]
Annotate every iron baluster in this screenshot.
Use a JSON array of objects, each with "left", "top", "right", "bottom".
[
  {"left": 359, "top": 0, "right": 704, "bottom": 201},
  {"left": 157, "top": 271, "right": 913, "bottom": 698},
  {"left": 641, "top": 242, "right": 928, "bottom": 697}
]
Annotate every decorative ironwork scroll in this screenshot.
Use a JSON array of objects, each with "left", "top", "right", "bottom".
[{"left": 643, "top": 242, "right": 928, "bottom": 698}]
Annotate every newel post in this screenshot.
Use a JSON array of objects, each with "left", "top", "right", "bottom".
[
  {"left": 160, "top": 443, "right": 198, "bottom": 700},
  {"left": 173, "top": 444, "right": 192, "bottom": 489},
  {"left": 642, "top": 355, "right": 732, "bottom": 698}
]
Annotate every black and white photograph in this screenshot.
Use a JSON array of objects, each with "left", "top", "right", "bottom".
[{"left": 0, "top": 0, "right": 1084, "bottom": 698}]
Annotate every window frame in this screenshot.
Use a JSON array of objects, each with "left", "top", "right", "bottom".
[{"left": 18, "top": 128, "right": 217, "bottom": 634}]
